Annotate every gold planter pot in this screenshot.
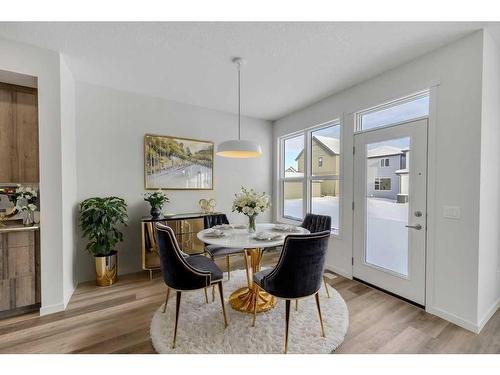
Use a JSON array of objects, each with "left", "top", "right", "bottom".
[{"left": 95, "top": 251, "right": 118, "bottom": 286}]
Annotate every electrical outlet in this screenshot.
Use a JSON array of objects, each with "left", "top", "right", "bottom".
[{"left": 443, "top": 206, "right": 461, "bottom": 219}]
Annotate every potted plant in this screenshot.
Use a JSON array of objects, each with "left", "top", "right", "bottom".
[
  {"left": 232, "top": 186, "right": 271, "bottom": 233},
  {"left": 79, "top": 197, "right": 128, "bottom": 286},
  {"left": 144, "top": 190, "right": 169, "bottom": 219}
]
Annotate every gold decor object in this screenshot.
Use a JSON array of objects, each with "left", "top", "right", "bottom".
[
  {"left": 199, "top": 198, "right": 216, "bottom": 214},
  {"left": 228, "top": 248, "right": 277, "bottom": 313},
  {"left": 95, "top": 252, "right": 118, "bottom": 286}
]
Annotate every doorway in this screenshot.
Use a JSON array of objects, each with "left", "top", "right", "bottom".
[{"left": 353, "top": 118, "right": 428, "bottom": 305}]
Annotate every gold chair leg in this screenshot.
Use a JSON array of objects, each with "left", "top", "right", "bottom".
[
  {"left": 315, "top": 292, "right": 325, "bottom": 337},
  {"left": 295, "top": 299, "right": 298, "bottom": 311},
  {"left": 212, "top": 285, "right": 215, "bottom": 302},
  {"left": 252, "top": 285, "right": 258, "bottom": 327},
  {"left": 204, "top": 287, "right": 209, "bottom": 303},
  {"left": 217, "top": 281, "right": 228, "bottom": 328},
  {"left": 285, "top": 299, "right": 291, "bottom": 354},
  {"left": 323, "top": 276, "right": 331, "bottom": 298},
  {"left": 226, "top": 256, "right": 231, "bottom": 280},
  {"left": 162, "top": 287, "right": 170, "bottom": 313},
  {"left": 172, "top": 291, "right": 182, "bottom": 349}
]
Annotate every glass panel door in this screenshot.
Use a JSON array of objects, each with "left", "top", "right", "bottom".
[{"left": 353, "top": 119, "right": 427, "bottom": 305}]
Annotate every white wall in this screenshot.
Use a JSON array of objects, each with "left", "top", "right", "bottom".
[
  {"left": 0, "top": 37, "right": 66, "bottom": 315},
  {"left": 60, "top": 55, "right": 78, "bottom": 307},
  {"left": 477, "top": 30, "right": 500, "bottom": 330},
  {"left": 273, "top": 31, "right": 486, "bottom": 331},
  {"left": 75, "top": 82, "right": 273, "bottom": 282}
]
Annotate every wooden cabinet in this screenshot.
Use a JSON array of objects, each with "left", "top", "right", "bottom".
[
  {"left": 0, "top": 83, "right": 39, "bottom": 183},
  {"left": 0, "top": 227, "right": 40, "bottom": 318},
  {"left": 141, "top": 213, "right": 216, "bottom": 279}
]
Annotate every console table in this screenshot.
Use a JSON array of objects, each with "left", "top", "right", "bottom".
[{"left": 140, "top": 213, "right": 220, "bottom": 279}]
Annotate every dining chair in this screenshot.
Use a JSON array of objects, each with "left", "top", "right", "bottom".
[
  {"left": 203, "top": 214, "right": 244, "bottom": 281},
  {"left": 300, "top": 214, "right": 333, "bottom": 300},
  {"left": 154, "top": 223, "right": 228, "bottom": 349},
  {"left": 251, "top": 230, "right": 331, "bottom": 353}
]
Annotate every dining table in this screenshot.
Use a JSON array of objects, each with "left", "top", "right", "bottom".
[{"left": 197, "top": 223, "right": 310, "bottom": 314}]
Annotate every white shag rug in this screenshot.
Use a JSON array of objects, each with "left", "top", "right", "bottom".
[{"left": 150, "top": 269, "right": 349, "bottom": 354}]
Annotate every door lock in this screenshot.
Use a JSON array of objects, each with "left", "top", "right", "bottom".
[
  {"left": 414, "top": 211, "right": 423, "bottom": 217},
  {"left": 405, "top": 224, "right": 422, "bottom": 230}
]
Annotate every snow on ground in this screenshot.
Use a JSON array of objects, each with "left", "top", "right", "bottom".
[{"left": 284, "top": 196, "right": 408, "bottom": 275}]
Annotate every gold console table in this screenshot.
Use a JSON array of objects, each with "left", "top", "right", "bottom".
[{"left": 140, "top": 213, "right": 219, "bottom": 279}]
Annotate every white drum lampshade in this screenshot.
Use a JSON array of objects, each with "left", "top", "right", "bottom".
[{"left": 216, "top": 57, "right": 262, "bottom": 159}]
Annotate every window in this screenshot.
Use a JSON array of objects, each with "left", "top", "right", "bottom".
[
  {"left": 374, "top": 178, "right": 391, "bottom": 191},
  {"left": 357, "top": 91, "right": 429, "bottom": 131},
  {"left": 400, "top": 153, "right": 407, "bottom": 170},
  {"left": 380, "top": 158, "right": 390, "bottom": 167},
  {"left": 279, "top": 120, "right": 341, "bottom": 234},
  {"left": 282, "top": 134, "right": 304, "bottom": 221}
]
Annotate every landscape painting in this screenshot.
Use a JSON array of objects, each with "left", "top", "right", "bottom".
[{"left": 144, "top": 134, "right": 214, "bottom": 190}]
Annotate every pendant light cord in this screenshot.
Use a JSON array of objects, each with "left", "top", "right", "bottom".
[{"left": 237, "top": 63, "right": 241, "bottom": 140}]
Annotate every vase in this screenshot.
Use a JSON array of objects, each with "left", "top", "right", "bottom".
[
  {"left": 248, "top": 215, "right": 257, "bottom": 233},
  {"left": 23, "top": 210, "right": 35, "bottom": 226},
  {"left": 95, "top": 251, "right": 118, "bottom": 286},
  {"left": 150, "top": 206, "right": 162, "bottom": 219}
]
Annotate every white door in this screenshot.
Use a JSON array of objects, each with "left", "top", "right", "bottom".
[{"left": 353, "top": 119, "right": 427, "bottom": 305}]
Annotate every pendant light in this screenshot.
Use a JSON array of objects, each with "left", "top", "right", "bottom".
[{"left": 216, "top": 57, "right": 262, "bottom": 158}]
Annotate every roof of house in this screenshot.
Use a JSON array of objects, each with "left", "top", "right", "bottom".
[
  {"left": 294, "top": 135, "right": 340, "bottom": 161},
  {"left": 367, "top": 145, "right": 403, "bottom": 158}
]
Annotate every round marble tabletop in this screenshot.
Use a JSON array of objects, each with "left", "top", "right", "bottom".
[{"left": 197, "top": 222, "right": 310, "bottom": 248}]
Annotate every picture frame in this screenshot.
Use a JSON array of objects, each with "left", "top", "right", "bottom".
[{"left": 144, "top": 134, "right": 214, "bottom": 190}]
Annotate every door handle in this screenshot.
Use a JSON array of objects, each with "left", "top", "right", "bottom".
[{"left": 405, "top": 224, "right": 422, "bottom": 230}]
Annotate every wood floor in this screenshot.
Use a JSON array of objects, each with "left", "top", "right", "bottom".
[{"left": 0, "top": 252, "right": 498, "bottom": 354}]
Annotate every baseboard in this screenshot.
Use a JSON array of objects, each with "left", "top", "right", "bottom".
[
  {"left": 63, "top": 283, "right": 77, "bottom": 309},
  {"left": 325, "top": 263, "right": 352, "bottom": 280},
  {"left": 478, "top": 297, "right": 500, "bottom": 333},
  {"left": 39, "top": 302, "right": 65, "bottom": 316},
  {"left": 426, "top": 306, "right": 480, "bottom": 333}
]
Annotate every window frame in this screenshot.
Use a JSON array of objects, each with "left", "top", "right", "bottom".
[
  {"left": 355, "top": 90, "right": 430, "bottom": 133},
  {"left": 278, "top": 119, "right": 341, "bottom": 235}
]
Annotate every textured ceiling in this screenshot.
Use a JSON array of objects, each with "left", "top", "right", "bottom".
[{"left": 0, "top": 22, "right": 494, "bottom": 120}]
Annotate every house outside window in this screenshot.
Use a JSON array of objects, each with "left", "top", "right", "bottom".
[
  {"left": 380, "top": 158, "right": 390, "bottom": 167},
  {"left": 279, "top": 120, "right": 341, "bottom": 234}
]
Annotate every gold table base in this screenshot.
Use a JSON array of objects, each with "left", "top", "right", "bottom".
[{"left": 229, "top": 248, "right": 277, "bottom": 313}]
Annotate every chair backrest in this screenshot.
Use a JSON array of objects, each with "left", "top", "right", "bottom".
[
  {"left": 260, "top": 231, "right": 331, "bottom": 299},
  {"left": 301, "top": 213, "right": 331, "bottom": 233},
  {"left": 154, "top": 223, "right": 211, "bottom": 290},
  {"left": 204, "top": 213, "right": 229, "bottom": 229}
]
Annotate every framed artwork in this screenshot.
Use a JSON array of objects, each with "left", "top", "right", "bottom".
[{"left": 144, "top": 134, "right": 214, "bottom": 190}]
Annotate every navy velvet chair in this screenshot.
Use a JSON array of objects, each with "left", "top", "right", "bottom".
[
  {"left": 203, "top": 214, "right": 244, "bottom": 281},
  {"left": 300, "top": 214, "right": 333, "bottom": 299},
  {"left": 155, "top": 223, "right": 228, "bottom": 349},
  {"left": 252, "top": 230, "right": 331, "bottom": 353}
]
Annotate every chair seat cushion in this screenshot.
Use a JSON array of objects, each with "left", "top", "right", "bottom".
[
  {"left": 205, "top": 245, "right": 244, "bottom": 258},
  {"left": 185, "top": 255, "right": 223, "bottom": 282},
  {"left": 253, "top": 268, "right": 273, "bottom": 288}
]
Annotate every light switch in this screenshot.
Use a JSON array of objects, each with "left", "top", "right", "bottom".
[{"left": 443, "top": 206, "right": 461, "bottom": 219}]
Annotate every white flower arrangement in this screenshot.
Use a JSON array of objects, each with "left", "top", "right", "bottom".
[
  {"left": 232, "top": 186, "right": 271, "bottom": 218},
  {"left": 12, "top": 185, "right": 38, "bottom": 212}
]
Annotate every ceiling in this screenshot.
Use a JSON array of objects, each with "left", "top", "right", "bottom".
[{"left": 0, "top": 22, "right": 496, "bottom": 120}]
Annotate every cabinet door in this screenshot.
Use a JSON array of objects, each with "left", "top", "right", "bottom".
[{"left": 0, "top": 231, "right": 37, "bottom": 312}]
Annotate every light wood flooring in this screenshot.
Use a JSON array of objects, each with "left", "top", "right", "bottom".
[{"left": 0, "top": 252, "right": 498, "bottom": 354}]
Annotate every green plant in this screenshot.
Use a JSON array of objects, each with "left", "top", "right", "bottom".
[
  {"left": 144, "top": 190, "right": 169, "bottom": 208},
  {"left": 79, "top": 197, "right": 128, "bottom": 256}
]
